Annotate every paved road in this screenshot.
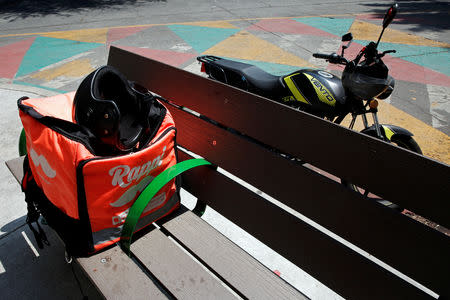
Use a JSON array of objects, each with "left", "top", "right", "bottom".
[
  {"left": 0, "top": 1, "right": 448, "bottom": 299},
  {"left": 1, "top": 0, "right": 449, "bottom": 162}
]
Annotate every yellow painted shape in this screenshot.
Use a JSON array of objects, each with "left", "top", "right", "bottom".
[
  {"left": 178, "top": 21, "right": 237, "bottom": 28},
  {"left": 31, "top": 59, "right": 95, "bottom": 81},
  {"left": 204, "top": 30, "right": 315, "bottom": 68},
  {"left": 350, "top": 20, "right": 450, "bottom": 48},
  {"left": 41, "top": 28, "right": 108, "bottom": 44},
  {"left": 341, "top": 101, "right": 450, "bottom": 164}
]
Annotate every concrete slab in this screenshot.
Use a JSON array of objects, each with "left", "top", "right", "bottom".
[
  {"left": 0, "top": 223, "right": 101, "bottom": 299},
  {"left": 0, "top": 86, "right": 58, "bottom": 237}
]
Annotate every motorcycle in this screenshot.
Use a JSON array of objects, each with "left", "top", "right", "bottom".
[{"left": 197, "top": 3, "right": 420, "bottom": 204}]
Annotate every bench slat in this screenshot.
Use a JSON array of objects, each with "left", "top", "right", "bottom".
[
  {"left": 131, "top": 227, "right": 239, "bottom": 299},
  {"left": 161, "top": 210, "right": 308, "bottom": 300},
  {"left": 77, "top": 247, "right": 168, "bottom": 299},
  {"left": 177, "top": 151, "right": 432, "bottom": 300},
  {"left": 6, "top": 156, "right": 24, "bottom": 183},
  {"left": 170, "top": 106, "right": 450, "bottom": 298},
  {"left": 108, "top": 46, "right": 449, "bottom": 230}
]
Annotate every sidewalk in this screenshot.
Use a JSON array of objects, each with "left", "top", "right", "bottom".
[
  {"left": 0, "top": 84, "right": 102, "bottom": 299},
  {"left": 0, "top": 83, "right": 57, "bottom": 236}
]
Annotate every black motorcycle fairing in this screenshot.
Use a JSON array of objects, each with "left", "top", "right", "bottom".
[
  {"left": 282, "top": 69, "right": 347, "bottom": 115},
  {"left": 200, "top": 56, "right": 286, "bottom": 98},
  {"left": 342, "top": 58, "right": 392, "bottom": 100},
  {"left": 199, "top": 56, "right": 348, "bottom": 117}
]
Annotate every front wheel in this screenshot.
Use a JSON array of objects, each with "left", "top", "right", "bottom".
[
  {"left": 342, "top": 131, "right": 422, "bottom": 211},
  {"left": 390, "top": 135, "right": 422, "bottom": 154}
]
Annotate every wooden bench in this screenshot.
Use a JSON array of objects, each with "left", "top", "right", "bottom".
[{"left": 6, "top": 45, "right": 450, "bottom": 299}]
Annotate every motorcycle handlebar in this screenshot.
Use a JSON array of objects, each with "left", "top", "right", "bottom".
[
  {"left": 313, "top": 53, "right": 347, "bottom": 65},
  {"left": 312, "top": 53, "right": 334, "bottom": 60},
  {"left": 313, "top": 40, "right": 395, "bottom": 67}
]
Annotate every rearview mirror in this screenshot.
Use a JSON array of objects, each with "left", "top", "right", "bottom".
[
  {"left": 383, "top": 3, "right": 398, "bottom": 28},
  {"left": 341, "top": 33, "right": 353, "bottom": 42},
  {"left": 341, "top": 33, "right": 353, "bottom": 56}
]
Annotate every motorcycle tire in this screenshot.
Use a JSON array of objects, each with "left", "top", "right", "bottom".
[
  {"left": 390, "top": 135, "right": 422, "bottom": 155},
  {"left": 342, "top": 132, "right": 422, "bottom": 211}
]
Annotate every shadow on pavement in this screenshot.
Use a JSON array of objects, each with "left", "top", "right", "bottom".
[
  {"left": 362, "top": 1, "right": 450, "bottom": 33},
  {"left": 1, "top": 215, "right": 26, "bottom": 235},
  {"left": 0, "top": 218, "right": 102, "bottom": 299},
  {"left": 0, "top": 0, "right": 166, "bottom": 20}
]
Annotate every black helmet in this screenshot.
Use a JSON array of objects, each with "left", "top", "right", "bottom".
[{"left": 73, "top": 66, "right": 154, "bottom": 155}]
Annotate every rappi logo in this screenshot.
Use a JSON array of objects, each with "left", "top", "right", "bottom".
[
  {"left": 107, "top": 146, "right": 168, "bottom": 226},
  {"left": 109, "top": 146, "right": 167, "bottom": 188}
]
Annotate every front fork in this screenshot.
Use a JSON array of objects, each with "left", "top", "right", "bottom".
[
  {"left": 348, "top": 111, "right": 384, "bottom": 140},
  {"left": 371, "top": 112, "right": 383, "bottom": 139}
]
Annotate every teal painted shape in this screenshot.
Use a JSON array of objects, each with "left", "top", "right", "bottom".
[
  {"left": 356, "top": 40, "right": 450, "bottom": 76},
  {"left": 16, "top": 36, "right": 101, "bottom": 77},
  {"left": 294, "top": 17, "right": 354, "bottom": 37},
  {"left": 224, "top": 57, "right": 310, "bottom": 76},
  {"left": 168, "top": 25, "right": 239, "bottom": 53}
]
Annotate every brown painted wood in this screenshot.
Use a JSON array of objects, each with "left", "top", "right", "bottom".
[
  {"left": 170, "top": 103, "right": 450, "bottom": 299},
  {"left": 6, "top": 156, "right": 24, "bottom": 183},
  {"left": 162, "top": 210, "right": 308, "bottom": 300},
  {"left": 108, "top": 46, "right": 450, "bottom": 229},
  {"left": 77, "top": 246, "right": 168, "bottom": 300},
  {"left": 131, "top": 227, "right": 239, "bottom": 299},
  {"left": 176, "top": 150, "right": 432, "bottom": 300}
]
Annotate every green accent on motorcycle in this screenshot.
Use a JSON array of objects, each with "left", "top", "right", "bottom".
[
  {"left": 283, "top": 74, "right": 310, "bottom": 105},
  {"left": 282, "top": 96, "right": 295, "bottom": 103},
  {"left": 304, "top": 73, "right": 336, "bottom": 107},
  {"left": 382, "top": 125, "right": 395, "bottom": 141}
]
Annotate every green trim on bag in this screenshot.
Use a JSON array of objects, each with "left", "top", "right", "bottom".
[
  {"left": 120, "top": 158, "right": 211, "bottom": 254},
  {"left": 19, "top": 128, "right": 27, "bottom": 156}
]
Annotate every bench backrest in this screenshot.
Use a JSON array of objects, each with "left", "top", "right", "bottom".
[{"left": 108, "top": 46, "right": 450, "bottom": 299}]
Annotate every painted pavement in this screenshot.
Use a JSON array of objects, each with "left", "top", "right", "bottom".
[{"left": 0, "top": 14, "right": 449, "bottom": 163}]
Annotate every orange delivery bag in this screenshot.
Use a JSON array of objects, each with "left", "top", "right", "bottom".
[{"left": 18, "top": 90, "right": 180, "bottom": 257}]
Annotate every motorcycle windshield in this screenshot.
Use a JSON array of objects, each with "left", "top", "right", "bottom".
[{"left": 343, "top": 72, "right": 393, "bottom": 100}]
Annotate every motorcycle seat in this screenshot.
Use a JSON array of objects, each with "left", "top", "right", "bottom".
[{"left": 213, "top": 58, "right": 285, "bottom": 97}]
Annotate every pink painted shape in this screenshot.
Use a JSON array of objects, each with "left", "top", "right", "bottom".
[
  {"left": 116, "top": 45, "right": 197, "bottom": 67},
  {"left": 327, "top": 42, "right": 364, "bottom": 73},
  {"left": 327, "top": 42, "right": 450, "bottom": 86},
  {"left": 107, "top": 26, "right": 150, "bottom": 44},
  {"left": 384, "top": 56, "right": 450, "bottom": 87},
  {"left": 247, "top": 19, "right": 336, "bottom": 37},
  {"left": 0, "top": 37, "right": 35, "bottom": 79}
]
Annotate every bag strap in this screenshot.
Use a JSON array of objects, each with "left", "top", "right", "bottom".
[
  {"left": 22, "top": 156, "right": 50, "bottom": 249},
  {"left": 120, "top": 158, "right": 211, "bottom": 255}
]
